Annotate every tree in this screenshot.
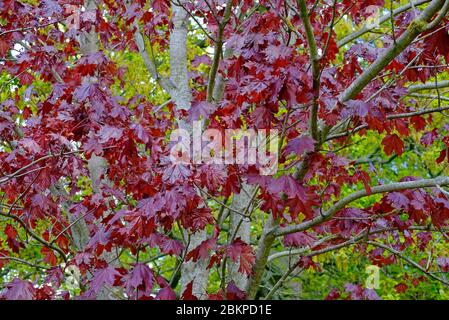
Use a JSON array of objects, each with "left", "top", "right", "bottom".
[{"left": 1, "top": 0, "right": 449, "bottom": 300}]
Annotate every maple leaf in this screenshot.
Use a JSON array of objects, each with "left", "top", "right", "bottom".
[
  {"left": 421, "top": 129, "right": 438, "bottom": 147},
  {"left": 74, "top": 82, "right": 102, "bottom": 102},
  {"left": 395, "top": 283, "right": 408, "bottom": 293},
  {"left": 84, "top": 136, "right": 103, "bottom": 156},
  {"left": 151, "top": 0, "right": 170, "bottom": 14},
  {"left": 284, "top": 232, "right": 317, "bottom": 247},
  {"left": 188, "top": 101, "right": 215, "bottom": 121},
  {"left": 41, "top": 247, "right": 58, "bottom": 266},
  {"left": 387, "top": 192, "right": 409, "bottom": 210},
  {"left": 382, "top": 134, "right": 404, "bottom": 156},
  {"left": 162, "top": 163, "right": 192, "bottom": 184},
  {"left": 90, "top": 267, "right": 120, "bottom": 293},
  {"left": 185, "top": 237, "right": 217, "bottom": 262},
  {"left": 45, "top": 267, "right": 65, "bottom": 287},
  {"left": 284, "top": 135, "right": 315, "bottom": 157},
  {"left": 20, "top": 138, "right": 42, "bottom": 153},
  {"left": 123, "top": 263, "right": 154, "bottom": 298},
  {"left": 267, "top": 175, "right": 308, "bottom": 199},
  {"left": 343, "top": 99, "right": 369, "bottom": 118},
  {"left": 264, "top": 44, "right": 293, "bottom": 63},
  {"left": 159, "top": 237, "right": 184, "bottom": 256},
  {"left": 425, "top": 26, "right": 449, "bottom": 63},
  {"left": 0, "top": 39, "right": 9, "bottom": 57},
  {"left": 344, "top": 283, "right": 380, "bottom": 300},
  {"left": 181, "top": 281, "right": 198, "bottom": 300},
  {"left": 156, "top": 286, "right": 177, "bottom": 300},
  {"left": 251, "top": 106, "right": 274, "bottom": 128},
  {"left": 98, "top": 125, "right": 124, "bottom": 144},
  {"left": 437, "top": 257, "right": 449, "bottom": 272},
  {"left": 226, "top": 238, "right": 255, "bottom": 275},
  {"left": 1, "top": 278, "right": 36, "bottom": 300},
  {"left": 0, "top": 250, "right": 9, "bottom": 269},
  {"left": 226, "top": 281, "right": 246, "bottom": 300}
]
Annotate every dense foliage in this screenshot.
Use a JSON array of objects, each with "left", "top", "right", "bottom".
[{"left": 1, "top": 0, "right": 449, "bottom": 300}]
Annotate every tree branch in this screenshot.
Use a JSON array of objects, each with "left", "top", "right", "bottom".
[
  {"left": 206, "top": 0, "right": 233, "bottom": 102},
  {"left": 297, "top": 0, "right": 320, "bottom": 141},
  {"left": 338, "top": 0, "right": 446, "bottom": 103},
  {"left": 326, "top": 105, "right": 449, "bottom": 141},
  {"left": 273, "top": 176, "right": 449, "bottom": 237},
  {"left": 132, "top": 23, "right": 175, "bottom": 94},
  {"left": 337, "top": 0, "right": 432, "bottom": 47},
  {"left": 408, "top": 80, "right": 449, "bottom": 93},
  {"left": 368, "top": 241, "right": 449, "bottom": 287}
]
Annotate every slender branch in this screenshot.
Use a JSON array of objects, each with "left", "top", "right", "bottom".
[
  {"left": 326, "top": 105, "right": 449, "bottom": 141},
  {"left": 132, "top": 22, "right": 175, "bottom": 93},
  {"left": 268, "top": 235, "right": 337, "bottom": 263},
  {"left": 0, "top": 18, "right": 66, "bottom": 37},
  {"left": 408, "top": 80, "right": 449, "bottom": 93},
  {"left": 409, "top": 93, "right": 449, "bottom": 102},
  {"left": 426, "top": 0, "right": 449, "bottom": 29},
  {"left": 297, "top": 0, "right": 320, "bottom": 141},
  {"left": 0, "top": 151, "right": 81, "bottom": 185},
  {"left": 0, "top": 256, "right": 51, "bottom": 270},
  {"left": 263, "top": 266, "right": 304, "bottom": 300},
  {"left": 337, "top": 0, "right": 431, "bottom": 47},
  {"left": 273, "top": 176, "right": 449, "bottom": 237},
  {"left": 206, "top": 0, "right": 233, "bottom": 102},
  {"left": 269, "top": 225, "right": 449, "bottom": 262},
  {"left": 0, "top": 211, "right": 68, "bottom": 262},
  {"left": 368, "top": 241, "right": 449, "bottom": 287},
  {"left": 338, "top": 0, "right": 446, "bottom": 103}
]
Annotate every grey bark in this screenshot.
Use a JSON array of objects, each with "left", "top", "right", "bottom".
[
  {"left": 169, "top": 1, "right": 210, "bottom": 299},
  {"left": 227, "top": 183, "right": 254, "bottom": 290}
]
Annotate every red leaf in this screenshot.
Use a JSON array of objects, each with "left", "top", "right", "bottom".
[
  {"left": 41, "top": 247, "right": 58, "bottom": 266},
  {"left": 284, "top": 135, "right": 315, "bottom": 157},
  {"left": 226, "top": 281, "right": 246, "bottom": 300},
  {"left": 185, "top": 237, "right": 217, "bottom": 262},
  {"left": 394, "top": 283, "right": 408, "bottom": 293},
  {"left": 0, "top": 38, "right": 9, "bottom": 57},
  {"left": 188, "top": 101, "right": 215, "bottom": 121},
  {"left": 123, "top": 263, "right": 154, "bottom": 298},
  {"left": 382, "top": 134, "right": 404, "bottom": 156},
  {"left": 90, "top": 266, "right": 120, "bottom": 293},
  {"left": 226, "top": 238, "right": 255, "bottom": 276},
  {"left": 1, "top": 278, "right": 36, "bottom": 300},
  {"left": 181, "top": 281, "right": 198, "bottom": 300},
  {"left": 156, "top": 286, "right": 177, "bottom": 300}
]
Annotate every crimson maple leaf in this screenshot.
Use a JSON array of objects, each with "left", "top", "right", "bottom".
[
  {"left": 123, "top": 263, "right": 155, "bottom": 298},
  {"left": 226, "top": 238, "right": 255, "bottom": 276},
  {"left": 382, "top": 134, "right": 404, "bottom": 156},
  {"left": 181, "top": 281, "right": 198, "bottom": 300}
]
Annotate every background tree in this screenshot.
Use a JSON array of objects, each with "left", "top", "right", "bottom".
[{"left": 1, "top": 0, "right": 449, "bottom": 300}]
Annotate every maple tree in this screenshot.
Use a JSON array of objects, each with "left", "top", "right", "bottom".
[{"left": 1, "top": 0, "right": 449, "bottom": 300}]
